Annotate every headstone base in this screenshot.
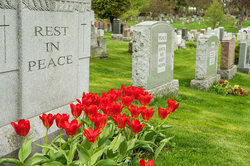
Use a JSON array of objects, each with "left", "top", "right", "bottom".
[
  {"left": 0, "top": 105, "right": 71, "bottom": 158},
  {"left": 111, "top": 34, "right": 123, "bottom": 41},
  {"left": 91, "top": 46, "right": 109, "bottom": 59},
  {"left": 122, "top": 37, "right": 132, "bottom": 41},
  {"left": 147, "top": 80, "right": 179, "bottom": 97},
  {"left": 218, "top": 65, "right": 237, "bottom": 80},
  {"left": 190, "top": 74, "right": 220, "bottom": 91},
  {"left": 237, "top": 67, "right": 250, "bottom": 74}
]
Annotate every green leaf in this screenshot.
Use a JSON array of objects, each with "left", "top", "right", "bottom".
[
  {"left": 109, "top": 134, "right": 125, "bottom": 152},
  {"left": 25, "top": 153, "right": 49, "bottom": 166},
  {"left": 0, "top": 158, "right": 24, "bottom": 166},
  {"left": 95, "top": 159, "right": 118, "bottom": 166},
  {"left": 41, "top": 161, "right": 64, "bottom": 166},
  {"left": 98, "top": 135, "right": 109, "bottom": 147},
  {"left": 107, "top": 149, "right": 119, "bottom": 159},
  {"left": 127, "top": 138, "right": 136, "bottom": 151},
  {"left": 119, "top": 140, "right": 127, "bottom": 156},
  {"left": 18, "top": 137, "right": 34, "bottom": 162},
  {"left": 154, "top": 137, "right": 173, "bottom": 160},
  {"left": 77, "top": 144, "right": 90, "bottom": 164},
  {"left": 143, "top": 131, "right": 156, "bottom": 141},
  {"left": 91, "top": 148, "right": 106, "bottom": 165},
  {"left": 158, "top": 125, "right": 172, "bottom": 131},
  {"left": 68, "top": 142, "right": 77, "bottom": 165}
]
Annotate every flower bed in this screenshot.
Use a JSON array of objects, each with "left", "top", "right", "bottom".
[
  {"left": 213, "top": 80, "right": 248, "bottom": 96},
  {"left": 0, "top": 85, "right": 180, "bottom": 166}
]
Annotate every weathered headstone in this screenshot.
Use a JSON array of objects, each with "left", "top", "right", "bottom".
[
  {"left": 219, "top": 27, "right": 224, "bottom": 41},
  {"left": 200, "top": 29, "right": 206, "bottom": 34},
  {"left": 107, "top": 23, "right": 112, "bottom": 32},
  {"left": 218, "top": 38, "right": 237, "bottom": 80},
  {"left": 129, "top": 41, "right": 133, "bottom": 54},
  {"left": 99, "top": 21, "right": 103, "bottom": 29},
  {"left": 190, "top": 34, "right": 220, "bottom": 91},
  {"left": 132, "top": 21, "right": 179, "bottom": 97},
  {"left": 238, "top": 41, "right": 250, "bottom": 74},
  {"left": 0, "top": 0, "right": 91, "bottom": 157},
  {"left": 113, "top": 18, "right": 121, "bottom": 34},
  {"left": 182, "top": 28, "right": 188, "bottom": 40}
]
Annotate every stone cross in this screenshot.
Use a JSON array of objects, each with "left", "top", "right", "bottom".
[{"left": 0, "top": 15, "right": 10, "bottom": 63}]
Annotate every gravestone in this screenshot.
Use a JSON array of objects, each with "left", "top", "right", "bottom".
[
  {"left": 182, "top": 28, "right": 188, "bottom": 40},
  {"left": 200, "top": 29, "right": 206, "bottom": 34},
  {"left": 99, "top": 21, "right": 103, "bottom": 29},
  {"left": 129, "top": 41, "right": 133, "bottom": 54},
  {"left": 238, "top": 41, "right": 250, "bottom": 74},
  {"left": 113, "top": 18, "right": 121, "bottom": 34},
  {"left": 124, "top": 28, "right": 131, "bottom": 37},
  {"left": 190, "top": 34, "right": 220, "bottom": 91},
  {"left": 0, "top": 0, "right": 91, "bottom": 158},
  {"left": 132, "top": 21, "right": 179, "bottom": 97},
  {"left": 218, "top": 38, "right": 237, "bottom": 80},
  {"left": 219, "top": 27, "right": 224, "bottom": 41},
  {"left": 107, "top": 23, "right": 112, "bottom": 32}
]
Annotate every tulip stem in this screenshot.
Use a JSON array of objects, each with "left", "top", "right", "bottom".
[
  {"left": 20, "top": 137, "right": 24, "bottom": 163},
  {"left": 113, "top": 130, "right": 121, "bottom": 150},
  {"left": 59, "top": 129, "right": 62, "bottom": 149},
  {"left": 89, "top": 143, "right": 93, "bottom": 166},
  {"left": 138, "top": 125, "right": 146, "bottom": 140},
  {"left": 94, "top": 136, "right": 99, "bottom": 153},
  {"left": 45, "top": 128, "right": 48, "bottom": 154},
  {"left": 68, "top": 137, "right": 74, "bottom": 165},
  {"left": 156, "top": 118, "right": 167, "bottom": 131}
]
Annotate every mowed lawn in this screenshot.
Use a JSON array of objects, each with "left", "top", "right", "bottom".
[{"left": 89, "top": 33, "right": 250, "bottom": 166}]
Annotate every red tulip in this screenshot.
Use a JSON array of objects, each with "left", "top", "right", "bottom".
[
  {"left": 83, "top": 127, "right": 102, "bottom": 143},
  {"left": 106, "top": 102, "right": 124, "bottom": 116},
  {"left": 127, "top": 119, "right": 145, "bottom": 134},
  {"left": 140, "top": 107, "right": 154, "bottom": 122},
  {"left": 139, "top": 94, "right": 153, "bottom": 107},
  {"left": 132, "top": 87, "right": 145, "bottom": 100},
  {"left": 108, "top": 89, "right": 122, "bottom": 102},
  {"left": 140, "top": 159, "right": 154, "bottom": 166},
  {"left": 158, "top": 107, "right": 171, "bottom": 119},
  {"left": 61, "top": 119, "right": 82, "bottom": 137},
  {"left": 11, "top": 119, "right": 30, "bottom": 137},
  {"left": 84, "top": 104, "right": 98, "bottom": 119},
  {"left": 39, "top": 113, "right": 55, "bottom": 129},
  {"left": 70, "top": 103, "right": 83, "bottom": 118},
  {"left": 55, "top": 113, "right": 69, "bottom": 129},
  {"left": 121, "top": 95, "right": 134, "bottom": 107},
  {"left": 111, "top": 114, "right": 130, "bottom": 130},
  {"left": 90, "top": 113, "right": 108, "bottom": 129},
  {"left": 167, "top": 98, "right": 179, "bottom": 113},
  {"left": 128, "top": 105, "right": 141, "bottom": 119}
]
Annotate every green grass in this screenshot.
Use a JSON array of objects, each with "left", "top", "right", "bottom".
[
  {"left": 89, "top": 33, "right": 250, "bottom": 165},
  {"left": 128, "top": 19, "right": 250, "bottom": 33}
]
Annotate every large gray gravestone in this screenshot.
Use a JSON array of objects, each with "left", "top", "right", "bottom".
[
  {"left": 0, "top": 0, "right": 91, "bottom": 158},
  {"left": 132, "top": 21, "right": 179, "bottom": 97},
  {"left": 218, "top": 38, "right": 237, "bottom": 80},
  {"left": 219, "top": 27, "right": 224, "bottom": 41},
  {"left": 113, "top": 18, "right": 121, "bottom": 34},
  {"left": 238, "top": 41, "right": 250, "bottom": 74},
  {"left": 190, "top": 34, "right": 220, "bottom": 91}
]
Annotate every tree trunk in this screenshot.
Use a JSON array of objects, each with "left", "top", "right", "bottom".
[{"left": 110, "top": 17, "right": 114, "bottom": 33}]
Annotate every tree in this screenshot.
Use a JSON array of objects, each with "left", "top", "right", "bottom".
[
  {"left": 204, "top": 0, "right": 225, "bottom": 29},
  {"left": 187, "top": 0, "right": 213, "bottom": 15},
  {"left": 92, "top": 0, "right": 132, "bottom": 26},
  {"left": 225, "top": 0, "right": 249, "bottom": 30},
  {"left": 174, "top": 0, "right": 188, "bottom": 15},
  {"left": 121, "top": 0, "right": 150, "bottom": 21}
]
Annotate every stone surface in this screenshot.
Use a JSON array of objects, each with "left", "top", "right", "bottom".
[
  {"left": 195, "top": 34, "right": 219, "bottom": 80},
  {"left": 132, "top": 21, "right": 178, "bottom": 96},
  {"left": 220, "top": 38, "right": 235, "bottom": 70},
  {"left": 129, "top": 41, "right": 133, "bottom": 54},
  {"left": 0, "top": 0, "right": 91, "bottom": 157},
  {"left": 182, "top": 28, "right": 188, "bottom": 40},
  {"left": 113, "top": 18, "right": 121, "bottom": 34},
  {"left": 218, "top": 65, "right": 237, "bottom": 80},
  {"left": 190, "top": 74, "right": 220, "bottom": 91},
  {"left": 111, "top": 34, "right": 123, "bottom": 41},
  {"left": 219, "top": 27, "right": 224, "bottom": 41},
  {"left": 237, "top": 67, "right": 250, "bottom": 74},
  {"left": 122, "top": 37, "right": 132, "bottom": 41},
  {"left": 124, "top": 28, "right": 131, "bottom": 37}
]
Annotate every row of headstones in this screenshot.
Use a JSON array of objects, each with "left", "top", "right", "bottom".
[{"left": 132, "top": 21, "right": 250, "bottom": 96}]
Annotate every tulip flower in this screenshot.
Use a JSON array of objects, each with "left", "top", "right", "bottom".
[
  {"left": 83, "top": 127, "right": 102, "bottom": 143},
  {"left": 55, "top": 113, "right": 69, "bottom": 149},
  {"left": 111, "top": 114, "right": 130, "bottom": 130},
  {"left": 140, "top": 107, "right": 155, "bottom": 122},
  {"left": 84, "top": 104, "right": 98, "bottom": 119},
  {"left": 11, "top": 119, "right": 30, "bottom": 137},
  {"left": 106, "top": 102, "right": 124, "bottom": 116},
  {"left": 139, "top": 94, "right": 153, "bottom": 107},
  {"left": 167, "top": 98, "right": 179, "bottom": 113},
  {"left": 90, "top": 113, "right": 108, "bottom": 129},
  {"left": 140, "top": 159, "right": 154, "bottom": 166},
  {"left": 132, "top": 87, "right": 145, "bottom": 100},
  {"left": 158, "top": 107, "right": 170, "bottom": 119},
  {"left": 121, "top": 95, "right": 134, "bottom": 107},
  {"left": 128, "top": 105, "right": 141, "bottom": 119},
  {"left": 55, "top": 113, "right": 70, "bottom": 129},
  {"left": 61, "top": 119, "right": 82, "bottom": 137},
  {"left": 127, "top": 119, "right": 145, "bottom": 134},
  {"left": 70, "top": 103, "right": 83, "bottom": 118},
  {"left": 39, "top": 113, "right": 55, "bottom": 129}
]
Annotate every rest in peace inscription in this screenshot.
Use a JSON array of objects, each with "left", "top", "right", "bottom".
[{"left": 28, "top": 26, "right": 73, "bottom": 71}]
